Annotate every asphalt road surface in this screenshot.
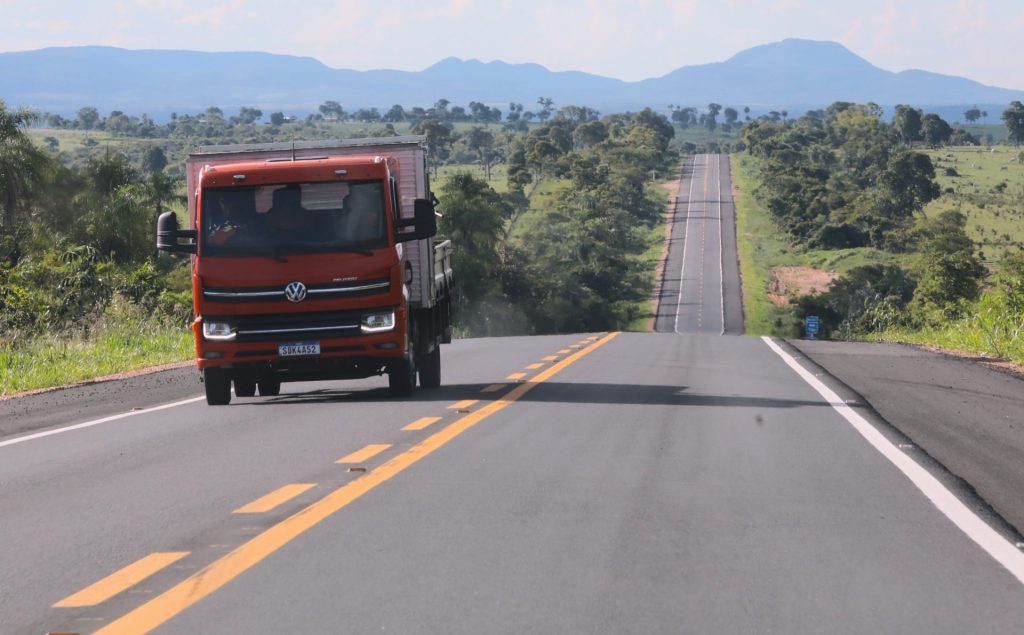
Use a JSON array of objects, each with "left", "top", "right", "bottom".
[
  {"left": 655, "top": 154, "right": 743, "bottom": 335},
  {"left": 4, "top": 156, "right": 1024, "bottom": 634}
]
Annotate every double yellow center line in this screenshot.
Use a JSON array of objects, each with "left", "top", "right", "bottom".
[{"left": 94, "top": 331, "right": 620, "bottom": 634}]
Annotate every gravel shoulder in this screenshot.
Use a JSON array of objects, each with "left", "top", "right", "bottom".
[
  {"left": 792, "top": 339, "right": 1024, "bottom": 534},
  {"left": 0, "top": 365, "right": 201, "bottom": 440}
]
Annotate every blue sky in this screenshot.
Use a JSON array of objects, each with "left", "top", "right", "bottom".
[{"left": 2, "top": 0, "right": 1022, "bottom": 89}]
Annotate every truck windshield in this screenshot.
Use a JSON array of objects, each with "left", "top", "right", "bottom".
[{"left": 201, "top": 181, "right": 387, "bottom": 257}]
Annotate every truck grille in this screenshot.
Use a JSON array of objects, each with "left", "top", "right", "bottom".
[
  {"left": 213, "top": 310, "right": 371, "bottom": 342},
  {"left": 203, "top": 278, "right": 390, "bottom": 303}
]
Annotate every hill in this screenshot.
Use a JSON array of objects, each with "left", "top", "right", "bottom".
[{"left": 2, "top": 39, "right": 1022, "bottom": 119}]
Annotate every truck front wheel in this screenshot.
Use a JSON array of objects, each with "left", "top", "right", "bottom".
[
  {"left": 418, "top": 346, "right": 441, "bottom": 389},
  {"left": 258, "top": 379, "right": 281, "bottom": 396},
  {"left": 388, "top": 356, "right": 416, "bottom": 397},
  {"left": 234, "top": 378, "right": 256, "bottom": 397},
  {"left": 204, "top": 368, "right": 232, "bottom": 405}
]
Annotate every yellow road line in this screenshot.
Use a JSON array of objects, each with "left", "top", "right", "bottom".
[
  {"left": 526, "top": 363, "right": 544, "bottom": 370},
  {"left": 94, "top": 332, "right": 621, "bottom": 635},
  {"left": 233, "top": 484, "right": 317, "bottom": 514},
  {"left": 402, "top": 416, "right": 442, "bottom": 431},
  {"left": 542, "top": 356, "right": 558, "bottom": 361},
  {"left": 336, "top": 444, "right": 392, "bottom": 464},
  {"left": 448, "top": 399, "right": 479, "bottom": 410},
  {"left": 54, "top": 552, "right": 189, "bottom": 608},
  {"left": 481, "top": 384, "right": 506, "bottom": 393},
  {"left": 506, "top": 372, "right": 527, "bottom": 380}
]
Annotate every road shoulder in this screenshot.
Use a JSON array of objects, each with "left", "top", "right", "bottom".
[
  {"left": 0, "top": 365, "right": 200, "bottom": 441},
  {"left": 792, "top": 339, "right": 1024, "bottom": 535}
]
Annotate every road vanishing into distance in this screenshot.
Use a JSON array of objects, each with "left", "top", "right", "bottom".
[{"left": 4, "top": 155, "right": 1024, "bottom": 633}]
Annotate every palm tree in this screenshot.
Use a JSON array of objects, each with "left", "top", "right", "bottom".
[{"left": 0, "top": 100, "right": 49, "bottom": 264}]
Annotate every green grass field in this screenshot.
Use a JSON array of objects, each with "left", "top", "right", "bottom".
[{"left": 926, "top": 146, "right": 1024, "bottom": 265}]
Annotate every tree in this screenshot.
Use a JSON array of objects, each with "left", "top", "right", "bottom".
[
  {"left": 558, "top": 105, "right": 599, "bottom": 123},
  {"left": 0, "top": 101, "right": 49, "bottom": 263},
  {"left": 922, "top": 113, "right": 953, "bottom": 147},
  {"left": 964, "top": 108, "right": 982, "bottom": 125},
  {"left": 723, "top": 107, "right": 739, "bottom": 125},
  {"left": 877, "top": 150, "right": 940, "bottom": 221},
  {"left": 465, "top": 126, "right": 496, "bottom": 179},
  {"left": 537, "top": 97, "right": 554, "bottom": 123},
  {"left": 438, "top": 173, "right": 509, "bottom": 332},
  {"left": 410, "top": 119, "right": 454, "bottom": 176},
  {"left": 1002, "top": 101, "right": 1024, "bottom": 146},
  {"left": 383, "top": 104, "right": 406, "bottom": 123},
  {"left": 269, "top": 111, "right": 286, "bottom": 126},
  {"left": 430, "top": 99, "right": 450, "bottom": 121},
  {"left": 234, "top": 107, "right": 263, "bottom": 124},
  {"left": 910, "top": 211, "right": 986, "bottom": 320},
  {"left": 318, "top": 100, "right": 345, "bottom": 120},
  {"left": 76, "top": 106, "right": 101, "bottom": 130},
  {"left": 141, "top": 146, "right": 168, "bottom": 173},
  {"left": 893, "top": 105, "right": 923, "bottom": 146}
]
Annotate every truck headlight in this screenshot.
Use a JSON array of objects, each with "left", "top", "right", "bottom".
[
  {"left": 361, "top": 310, "right": 395, "bottom": 334},
  {"left": 202, "top": 320, "right": 236, "bottom": 341}
]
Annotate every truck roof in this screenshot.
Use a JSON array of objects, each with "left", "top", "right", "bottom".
[{"left": 190, "top": 135, "right": 427, "bottom": 158}]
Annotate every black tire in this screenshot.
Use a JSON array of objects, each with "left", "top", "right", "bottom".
[
  {"left": 418, "top": 345, "right": 441, "bottom": 389},
  {"left": 258, "top": 379, "right": 281, "bottom": 396},
  {"left": 234, "top": 378, "right": 256, "bottom": 397},
  {"left": 388, "top": 356, "right": 416, "bottom": 397},
  {"left": 204, "top": 368, "right": 232, "bottom": 405}
]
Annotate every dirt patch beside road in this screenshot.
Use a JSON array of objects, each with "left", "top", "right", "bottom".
[{"left": 768, "top": 266, "right": 838, "bottom": 306}]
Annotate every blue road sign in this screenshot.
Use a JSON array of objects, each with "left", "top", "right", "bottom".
[{"left": 805, "top": 315, "right": 820, "bottom": 340}]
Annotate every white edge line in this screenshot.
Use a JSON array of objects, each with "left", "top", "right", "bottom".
[
  {"left": 761, "top": 335, "right": 1024, "bottom": 586},
  {"left": 0, "top": 395, "right": 205, "bottom": 449},
  {"left": 674, "top": 154, "right": 699, "bottom": 334},
  {"left": 718, "top": 154, "right": 726, "bottom": 336}
]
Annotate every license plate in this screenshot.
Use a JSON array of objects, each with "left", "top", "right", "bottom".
[{"left": 278, "top": 341, "right": 320, "bottom": 357}]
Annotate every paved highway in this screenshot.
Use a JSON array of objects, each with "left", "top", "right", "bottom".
[
  {"left": 655, "top": 154, "right": 743, "bottom": 335},
  {"left": 4, "top": 155, "right": 1024, "bottom": 634}
]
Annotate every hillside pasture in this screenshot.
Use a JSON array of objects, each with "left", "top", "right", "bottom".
[{"left": 926, "top": 146, "right": 1024, "bottom": 265}]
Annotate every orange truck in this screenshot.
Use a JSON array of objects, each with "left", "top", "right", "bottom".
[{"left": 157, "top": 136, "right": 453, "bottom": 405}]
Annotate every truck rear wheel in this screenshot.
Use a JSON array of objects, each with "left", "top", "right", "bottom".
[
  {"left": 204, "top": 368, "right": 232, "bottom": 405},
  {"left": 389, "top": 356, "right": 416, "bottom": 397},
  {"left": 234, "top": 378, "right": 256, "bottom": 397},
  {"left": 418, "top": 346, "right": 441, "bottom": 389}
]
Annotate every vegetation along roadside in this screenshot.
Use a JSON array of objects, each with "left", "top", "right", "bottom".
[
  {"left": 2, "top": 97, "right": 706, "bottom": 394},
  {"left": 734, "top": 101, "right": 1024, "bottom": 364}
]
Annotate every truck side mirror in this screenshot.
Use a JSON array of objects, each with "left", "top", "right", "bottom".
[
  {"left": 157, "top": 211, "right": 197, "bottom": 254},
  {"left": 396, "top": 198, "right": 438, "bottom": 242}
]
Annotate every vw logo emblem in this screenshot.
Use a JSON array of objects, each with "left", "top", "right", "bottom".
[{"left": 284, "top": 281, "right": 308, "bottom": 303}]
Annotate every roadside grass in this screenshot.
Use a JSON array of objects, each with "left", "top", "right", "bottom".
[
  {"left": 732, "top": 153, "right": 922, "bottom": 336},
  {"left": 731, "top": 153, "right": 802, "bottom": 336},
  {"left": 925, "top": 145, "right": 1024, "bottom": 265},
  {"left": 0, "top": 300, "right": 193, "bottom": 396},
  {"left": 868, "top": 299, "right": 1024, "bottom": 365},
  {"left": 625, "top": 178, "right": 679, "bottom": 331}
]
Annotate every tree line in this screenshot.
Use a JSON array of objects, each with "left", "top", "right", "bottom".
[
  {"left": 2, "top": 95, "right": 677, "bottom": 346},
  {"left": 439, "top": 108, "right": 676, "bottom": 335},
  {"left": 741, "top": 100, "right": 1022, "bottom": 339}
]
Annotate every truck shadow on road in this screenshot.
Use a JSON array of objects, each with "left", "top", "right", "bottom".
[{"left": 246, "top": 382, "right": 828, "bottom": 409}]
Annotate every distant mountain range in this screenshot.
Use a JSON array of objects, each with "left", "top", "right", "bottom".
[{"left": 2, "top": 39, "right": 1022, "bottom": 121}]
